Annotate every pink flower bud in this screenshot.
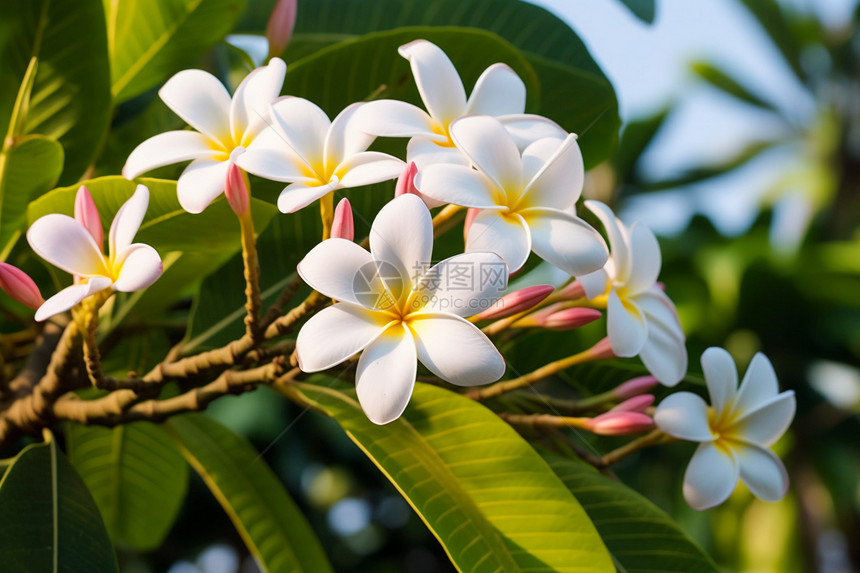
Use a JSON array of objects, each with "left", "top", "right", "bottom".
[
  {"left": 542, "top": 307, "right": 602, "bottom": 330},
  {"left": 74, "top": 186, "right": 103, "bottom": 248},
  {"left": 473, "top": 285, "right": 554, "bottom": 321},
  {"left": 463, "top": 207, "right": 479, "bottom": 242},
  {"left": 612, "top": 375, "right": 659, "bottom": 399},
  {"left": 225, "top": 162, "right": 250, "bottom": 216},
  {"left": 331, "top": 198, "right": 354, "bottom": 241},
  {"left": 610, "top": 394, "right": 655, "bottom": 413},
  {"left": 555, "top": 280, "right": 586, "bottom": 300},
  {"left": 394, "top": 161, "right": 419, "bottom": 198},
  {"left": 266, "top": 0, "right": 297, "bottom": 58},
  {"left": 589, "top": 337, "right": 616, "bottom": 360},
  {"left": 588, "top": 411, "right": 653, "bottom": 436},
  {"left": 0, "top": 262, "right": 44, "bottom": 310}
]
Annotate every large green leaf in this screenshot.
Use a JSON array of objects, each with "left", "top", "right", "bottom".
[
  {"left": 0, "top": 437, "right": 118, "bottom": 573},
  {"left": 289, "top": 380, "right": 613, "bottom": 572},
  {"left": 0, "top": 136, "right": 63, "bottom": 260},
  {"left": 66, "top": 422, "right": 188, "bottom": 551},
  {"left": 541, "top": 451, "right": 719, "bottom": 573},
  {"left": 0, "top": 0, "right": 111, "bottom": 184},
  {"left": 615, "top": 107, "right": 670, "bottom": 184},
  {"left": 167, "top": 414, "right": 334, "bottom": 573},
  {"left": 108, "top": 0, "right": 248, "bottom": 103}
]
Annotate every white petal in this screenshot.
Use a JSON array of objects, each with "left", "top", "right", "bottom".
[
  {"left": 296, "top": 303, "right": 389, "bottom": 371},
  {"left": 325, "top": 102, "right": 375, "bottom": 165},
  {"left": 585, "top": 200, "right": 631, "bottom": 283},
  {"left": 464, "top": 63, "right": 526, "bottom": 117},
  {"left": 268, "top": 97, "right": 330, "bottom": 164},
  {"left": 369, "top": 194, "right": 433, "bottom": 294},
  {"left": 518, "top": 135, "right": 583, "bottom": 211},
  {"left": 407, "top": 138, "right": 469, "bottom": 170},
  {"left": 732, "top": 391, "right": 796, "bottom": 447},
  {"left": 607, "top": 290, "right": 647, "bottom": 357},
  {"left": 700, "top": 347, "right": 738, "bottom": 416},
  {"left": 399, "top": 40, "right": 466, "bottom": 126},
  {"left": 466, "top": 210, "right": 531, "bottom": 273},
  {"left": 298, "top": 238, "right": 381, "bottom": 307},
  {"left": 34, "top": 277, "right": 113, "bottom": 322},
  {"left": 351, "top": 99, "right": 441, "bottom": 140},
  {"left": 413, "top": 252, "right": 508, "bottom": 318},
  {"left": 123, "top": 131, "right": 217, "bottom": 179},
  {"left": 336, "top": 152, "right": 404, "bottom": 188},
  {"left": 277, "top": 180, "right": 338, "bottom": 213},
  {"left": 109, "top": 184, "right": 149, "bottom": 259},
  {"left": 159, "top": 69, "right": 232, "bottom": 143},
  {"left": 637, "top": 289, "right": 688, "bottom": 386},
  {"left": 450, "top": 116, "right": 522, "bottom": 193},
  {"left": 732, "top": 352, "right": 780, "bottom": 417},
  {"left": 625, "top": 222, "right": 662, "bottom": 295},
  {"left": 579, "top": 269, "right": 609, "bottom": 300},
  {"left": 112, "top": 244, "right": 162, "bottom": 292},
  {"left": 235, "top": 146, "right": 308, "bottom": 182},
  {"left": 524, "top": 208, "right": 608, "bottom": 276},
  {"left": 356, "top": 324, "right": 417, "bottom": 424},
  {"left": 654, "top": 391, "right": 714, "bottom": 441},
  {"left": 735, "top": 442, "right": 789, "bottom": 501},
  {"left": 683, "top": 442, "right": 739, "bottom": 510},
  {"left": 415, "top": 164, "right": 500, "bottom": 208},
  {"left": 230, "top": 57, "right": 287, "bottom": 143},
  {"left": 27, "top": 215, "right": 108, "bottom": 277},
  {"left": 177, "top": 159, "right": 230, "bottom": 214},
  {"left": 410, "top": 313, "right": 505, "bottom": 386},
  {"left": 498, "top": 114, "right": 567, "bottom": 150}
]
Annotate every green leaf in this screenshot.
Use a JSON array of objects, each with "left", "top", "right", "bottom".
[
  {"left": 108, "top": 0, "right": 249, "bottom": 103},
  {"left": 691, "top": 61, "right": 778, "bottom": 112},
  {"left": 66, "top": 423, "right": 188, "bottom": 551},
  {"left": 615, "top": 107, "right": 670, "bottom": 183},
  {"left": 167, "top": 414, "right": 334, "bottom": 573},
  {"left": 289, "top": 380, "right": 613, "bottom": 572},
  {"left": 0, "top": 135, "right": 63, "bottom": 260},
  {"left": 541, "top": 451, "right": 719, "bottom": 573},
  {"left": 737, "top": 0, "right": 805, "bottom": 82},
  {"left": 618, "top": 0, "right": 656, "bottom": 23},
  {"left": 0, "top": 0, "right": 111, "bottom": 183},
  {"left": 0, "top": 437, "right": 118, "bottom": 573}
]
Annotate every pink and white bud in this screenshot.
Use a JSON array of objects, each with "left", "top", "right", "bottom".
[
  {"left": 463, "top": 207, "right": 480, "bottom": 242},
  {"left": 74, "top": 186, "right": 103, "bottom": 248},
  {"left": 587, "top": 411, "right": 653, "bottom": 436},
  {"left": 543, "top": 307, "right": 602, "bottom": 331},
  {"left": 0, "top": 262, "right": 44, "bottom": 310},
  {"left": 473, "top": 285, "right": 554, "bottom": 321},
  {"left": 610, "top": 394, "right": 655, "bottom": 413},
  {"left": 266, "top": 0, "right": 297, "bottom": 58},
  {"left": 589, "top": 337, "right": 616, "bottom": 360},
  {"left": 394, "top": 161, "right": 419, "bottom": 198},
  {"left": 225, "top": 161, "right": 250, "bottom": 216},
  {"left": 511, "top": 302, "right": 564, "bottom": 327},
  {"left": 555, "top": 280, "right": 586, "bottom": 300},
  {"left": 331, "top": 198, "right": 354, "bottom": 241},
  {"left": 612, "top": 375, "right": 659, "bottom": 399}
]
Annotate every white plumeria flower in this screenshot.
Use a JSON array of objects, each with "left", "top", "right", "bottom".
[
  {"left": 123, "top": 58, "right": 287, "bottom": 214},
  {"left": 27, "top": 185, "right": 163, "bottom": 322},
  {"left": 415, "top": 115, "right": 607, "bottom": 276},
  {"left": 654, "top": 348, "right": 796, "bottom": 510},
  {"left": 296, "top": 194, "right": 507, "bottom": 424},
  {"left": 235, "top": 97, "right": 404, "bottom": 213},
  {"left": 352, "top": 39, "right": 563, "bottom": 171},
  {"left": 577, "top": 200, "right": 687, "bottom": 386}
]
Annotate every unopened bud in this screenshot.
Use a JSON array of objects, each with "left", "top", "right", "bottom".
[
  {"left": 474, "top": 285, "right": 554, "bottom": 321},
  {"left": 266, "top": 0, "right": 297, "bottom": 58},
  {"left": 0, "top": 262, "right": 44, "bottom": 310},
  {"left": 589, "top": 337, "right": 616, "bottom": 360},
  {"left": 588, "top": 411, "right": 653, "bottom": 436},
  {"left": 542, "top": 307, "right": 602, "bottom": 330},
  {"left": 463, "top": 207, "right": 479, "bottom": 242},
  {"left": 225, "top": 161, "right": 250, "bottom": 216},
  {"left": 331, "top": 198, "right": 354, "bottom": 241},
  {"left": 394, "top": 161, "right": 419, "bottom": 198},
  {"left": 555, "top": 280, "right": 585, "bottom": 300},
  {"left": 612, "top": 375, "right": 659, "bottom": 399},
  {"left": 610, "top": 394, "right": 655, "bottom": 413},
  {"left": 74, "top": 186, "right": 103, "bottom": 248}
]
